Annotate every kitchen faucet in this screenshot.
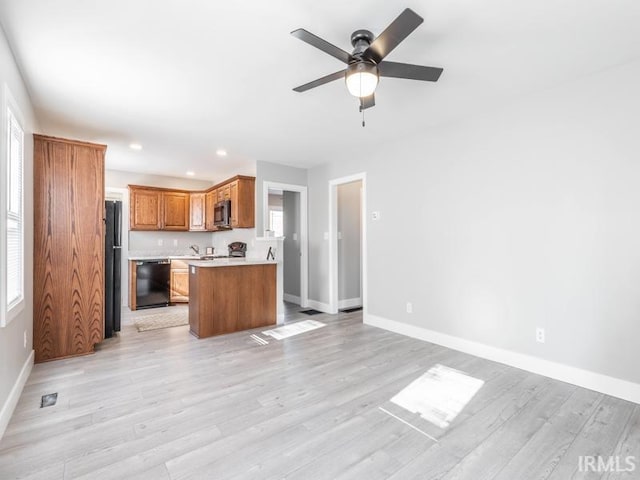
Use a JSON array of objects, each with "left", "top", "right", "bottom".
[{"left": 190, "top": 244, "right": 200, "bottom": 255}]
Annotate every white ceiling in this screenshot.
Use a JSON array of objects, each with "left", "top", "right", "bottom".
[{"left": 1, "top": 0, "right": 639, "bottom": 182}]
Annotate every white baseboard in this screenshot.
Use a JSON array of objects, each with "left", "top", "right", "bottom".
[
  {"left": 339, "top": 297, "right": 362, "bottom": 310},
  {"left": 283, "top": 294, "right": 301, "bottom": 305},
  {"left": 0, "top": 350, "right": 34, "bottom": 440},
  {"left": 277, "top": 313, "right": 285, "bottom": 325},
  {"left": 306, "top": 299, "right": 332, "bottom": 314},
  {"left": 364, "top": 314, "right": 640, "bottom": 405}
]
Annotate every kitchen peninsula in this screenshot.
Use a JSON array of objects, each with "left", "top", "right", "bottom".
[{"left": 188, "top": 258, "right": 277, "bottom": 338}]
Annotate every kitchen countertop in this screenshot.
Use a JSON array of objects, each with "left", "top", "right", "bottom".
[
  {"left": 189, "top": 258, "right": 277, "bottom": 267},
  {"left": 128, "top": 255, "right": 206, "bottom": 261},
  {"left": 128, "top": 255, "right": 276, "bottom": 267}
]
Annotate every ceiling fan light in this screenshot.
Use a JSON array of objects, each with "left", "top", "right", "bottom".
[{"left": 345, "top": 63, "right": 379, "bottom": 97}]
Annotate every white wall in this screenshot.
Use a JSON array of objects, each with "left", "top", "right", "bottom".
[
  {"left": 307, "top": 58, "right": 640, "bottom": 386},
  {"left": 128, "top": 229, "right": 257, "bottom": 257},
  {"left": 0, "top": 25, "right": 38, "bottom": 438},
  {"left": 255, "top": 161, "right": 307, "bottom": 235},
  {"left": 105, "top": 169, "right": 213, "bottom": 191}
]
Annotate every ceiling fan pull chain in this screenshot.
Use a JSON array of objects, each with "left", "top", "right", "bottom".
[{"left": 360, "top": 98, "right": 366, "bottom": 127}]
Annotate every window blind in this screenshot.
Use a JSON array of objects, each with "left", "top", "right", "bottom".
[{"left": 6, "top": 107, "right": 23, "bottom": 308}]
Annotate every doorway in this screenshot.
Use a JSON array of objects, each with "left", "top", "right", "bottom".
[
  {"left": 263, "top": 182, "right": 308, "bottom": 308},
  {"left": 337, "top": 181, "right": 362, "bottom": 310},
  {"left": 329, "top": 173, "right": 367, "bottom": 315}
]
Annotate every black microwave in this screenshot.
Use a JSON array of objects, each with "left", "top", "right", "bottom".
[{"left": 214, "top": 199, "right": 231, "bottom": 227}]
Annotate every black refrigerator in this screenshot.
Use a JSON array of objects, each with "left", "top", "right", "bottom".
[{"left": 105, "top": 200, "right": 122, "bottom": 338}]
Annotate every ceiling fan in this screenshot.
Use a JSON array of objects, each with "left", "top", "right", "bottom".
[{"left": 291, "top": 8, "right": 443, "bottom": 113}]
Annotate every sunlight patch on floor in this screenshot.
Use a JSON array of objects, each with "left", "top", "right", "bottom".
[
  {"left": 391, "top": 364, "right": 485, "bottom": 429},
  {"left": 262, "top": 320, "right": 326, "bottom": 340}
]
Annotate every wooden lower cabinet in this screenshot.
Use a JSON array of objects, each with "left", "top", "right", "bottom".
[
  {"left": 170, "top": 260, "right": 190, "bottom": 302},
  {"left": 189, "top": 264, "right": 276, "bottom": 338},
  {"left": 128, "top": 261, "right": 138, "bottom": 311},
  {"left": 33, "top": 135, "right": 106, "bottom": 363}
]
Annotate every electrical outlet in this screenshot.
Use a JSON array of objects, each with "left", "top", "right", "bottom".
[
  {"left": 323, "top": 232, "right": 329, "bottom": 240},
  {"left": 536, "top": 327, "right": 545, "bottom": 344},
  {"left": 157, "top": 239, "right": 163, "bottom": 246},
  {"left": 293, "top": 233, "right": 298, "bottom": 241},
  {"left": 173, "top": 239, "right": 178, "bottom": 246},
  {"left": 23, "top": 330, "right": 27, "bottom": 348},
  {"left": 406, "top": 302, "right": 413, "bottom": 314},
  {"left": 338, "top": 231, "right": 343, "bottom": 240},
  {"left": 372, "top": 211, "right": 380, "bottom": 221}
]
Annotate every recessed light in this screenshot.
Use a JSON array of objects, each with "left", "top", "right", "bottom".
[
  {"left": 186, "top": 171, "right": 195, "bottom": 176},
  {"left": 129, "top": 143, "right": 143, "bottom": 151},
  {"left": 216, "top": 149, "right": 227, "bottom": 157}
]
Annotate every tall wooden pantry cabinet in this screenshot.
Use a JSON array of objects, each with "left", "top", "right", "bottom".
[{"left": 33, "top": 135, "right": 106, "bottom": 362}]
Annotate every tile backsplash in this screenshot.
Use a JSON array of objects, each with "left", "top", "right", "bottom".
[{"left": 128, "top": 229, "right": 257, "bottom": 257}]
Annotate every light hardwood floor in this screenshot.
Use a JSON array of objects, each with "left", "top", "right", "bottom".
[{"left": 1, "top": 304, "right": 638, "bottom": 479}]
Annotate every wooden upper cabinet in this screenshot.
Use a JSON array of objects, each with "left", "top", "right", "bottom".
[
  {"left": 162, "top": 191, "right": 190, "bottom": 231},
  {"left": 129, "top": 175, "right": 254, "bottom": 231},
  {"left": 229, "top": 177, "right": 255, "bottom": 228},
  {"left": 130, "top": 187, "right": 161, "bottom": 230},
  {"left": 229, "top": 181, "right": 239, "bottom": 228},
  {"left": 189, "top": 193, "right": 206, "bottom": 231},
  {"left": 205, "top": 190, "right": 217, "bottom": 231},
  {"left": 33, "top": 135, "right": 106, "bottom": 362},
  {"left": 218, "top": 184, "right": 231, "bottom": 202},
  {"left": 129, "top": 186, "right": 189, "bottom": 231}
]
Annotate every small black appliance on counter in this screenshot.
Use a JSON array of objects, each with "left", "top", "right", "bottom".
[{"left": 228, "top": 242, "right": 247, "bottom": 257}]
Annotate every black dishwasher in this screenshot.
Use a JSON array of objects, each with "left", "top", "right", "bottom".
[{"left": 136, "top": 260, "right": 171, "bottom": 309}]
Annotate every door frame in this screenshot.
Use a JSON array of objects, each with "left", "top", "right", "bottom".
[
  {"left": 262, "top": 181, "right": 309, "bottom": 308},
  {"left": 329, "top": 172, "right": 367, "bottom": 315}
]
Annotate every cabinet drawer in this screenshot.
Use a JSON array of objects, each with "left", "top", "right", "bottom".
[{"left": 171, "top": 259, "right": 190, "bottom": 269}]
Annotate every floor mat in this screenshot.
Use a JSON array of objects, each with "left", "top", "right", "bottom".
[
  {"left": 299, "top": 309, "right": 323, "bottom": 315},
  {"left": 341, "top": 306, "right": 363, "bottom": 313},
  {"left": 134, "top": 309, "right": 189, "bottom": 332}
]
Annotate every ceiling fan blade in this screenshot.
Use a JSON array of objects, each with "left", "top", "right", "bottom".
[
  {"left": 364, "top": 9, "right": 424, "bottom": 64},
  {"left": 379, "top": 61, "right": 443, "bottom": 82},
  {"left": 359, "top": 94, "right": 375, "bottom": 110},
  {"left": 291, "top": 29, "right": 353, "bottom": 64},
  {"left": 293, "top": 69, "right": 346, "bottom": 93}
]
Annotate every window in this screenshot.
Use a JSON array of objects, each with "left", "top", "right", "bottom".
[
  {"left": 1, "top": 89, "right": 25, "bottom": 327},
  {"left": 269, "top": 210, "right": 284, "bottom": 237}
]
